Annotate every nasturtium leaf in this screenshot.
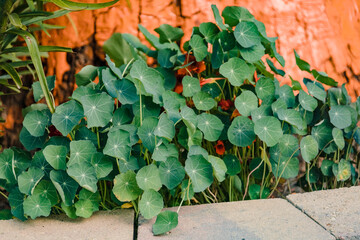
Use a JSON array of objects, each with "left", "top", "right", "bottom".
[
  {"left": 155, "top": 24, "right": 184, "bottom": 43},
  {"left": 68, "top": 140, "right": 97, "bottom": 166},
  {"left": 67, "top": 161, "right": 97, "bottom": 193},
  {"left": 81, "top": 92, "right": 114, "bottom": 128},
  {"left": 50, "top": 170, "right": 79, "bottom": 206},
  {"left": 103, "top": 129, "right": 131, "bottom": 161},
  {"left": 197, "top": 113, "right": 224, "bottom": 141},
  {"left": 251, "top": 104, "right": 272, "bottom": 123},
  {"left": 154, "top": 113, "right": 175, "bottom": 141},
  {"left": 199, "top": 22, "right": 220, "bottom": 44},
  {"left": 249, "top": 184, "right": 270, "bottom": 199},
  {"left": 187, "top": 129, "right": 203, "bottom": 148},
  {"left": 235, "top": 90, "right": 258, "bottom": 117},
  {"left": 71, "top": 86, "right": 100, "bottom": 103},
  {"left": 75, "top": 127, "right": 97, "bottom": 146},
  {"left": 139, "top": 189, "right": 164, "bottom": 219},
  {"left": 227, "top": 116, "right": 256, "bottom": 147},
  {"left": 271, "top": 99, "right": 287, "bottom": 117},
  {"left": 75, "top": 199, "right": 95, "bottom": 218},
  {"left": 33, "top": 180, "right": 58, "bottom": 206},
  {"left": 219, "top": 57, "right": 250, "bottom": 86},
  {"left": 208, "top": 156, "right": 227, "bottom": 182},
  {"left": 294, "top": 50, "right": 311, "bottom": 72},
  {"left": 114, "top": 125, "right": 138, "bottom": 146},
  {"left": 240, "top": 44, "right": 265, "bottom": 63},
  {"left": 189, "top": 34, "right": 208, "bottom": 62},
  {"left": 119, "top": 156, "right": 140, "bottom": 173},
  {"left": 113, "top": 171, "right": 142, "bottom": 201},
  {"left": 222, "top": 6, "right": 254, "bottom": 27},
  {"left": 188, "top": 145, "right": 209, "bottom": 160},
  {"left": 159, "top": 158, "right": 185, "bottom": 190},
  {"left": 152, "top": 143, "right": 178, "bottom": 162},
  {"left": 277, "top": 109, "right": 304, "bottom": 130},
  {"left": 75, "top": 65, "right": 98, "bottom": 86},
  {"left": 156, "top": 67, "right": 176, "bottom": 90},
  {"left": 112, "top": 107, "right": 133, "bottom": 126},
  {"left": 300, "top": 135, "right": 318, "bottom": 163},
  {"left": 8, "top": 188, "right": 26, "bottom": 221},
  {"left": 52, "top": 100, "right": 84, "bottom": 136},
  {"left": 182, "top": 76, "right": 200, "bottom": 97},
  {"left": 332, "top": 128, "right": 345, "bottom": 150},
  {"left": 312, "top": 70, "right": 337, "bottom": 87},
  {"left": 23, "top": 110, "right": 48, "bottom": 137},
  {"left": 32, "top": 76, "right": 55, "bottom": 102},
  {"left": 180, "top": 105, "right": 198, "bottom": 131},
  {"left": 211, "top": 39, "right": 224, "bottom": 69},
  {"left": 162, "top": 90, "right": 186, "bottom": 122},
  {"left": 152, "top": 211, "right": 178, "bottom": 235},
  {"left": 255, "top": 78, "right": 275, "bottom": 100},
  {"left": 272, "top": 134, "right": 299, "bottom": 159},
  {"left": 193, "top": 91, "right": 216, "bottom": 111},
  {"left": 336, "top": 159, "right": 351, "bottom": 181},
  {"left": 32, "top": 151, "right": 52, "bottom": 179},
  {"left": 290, "top": 76, "right": 302, "bottom": 91},
  {"left": 278, "top": 84, "right": 295, "bottom": 108},
  {"left": 158, "top": 48, "right": 177, "bottom": 68},
  {"left": 43, "top": 145, "right": 68, "bottom": 170},
  {"left": 223, "top": 154, "right": 241, "bottom": 176},
  {"left": 61, "top": 202, "right": 77, "bottom": 219},
  {"left": 299, "top": 89, "right": 317, "bottom": 111},
  {"left": 136, "top": 164, "right": 162, "bottom": 191},
  {"left": 133, "top": 96, "right": 161, "bottom": 119},
  {"left": 311, "top": 121, "right": 337, "bottom": 154},
  {"left": 211, "top": 4, "right": 228, "bottom": 30},
  {"left": 218, "top": 30, "right": 236, "bottom": 51},
  {"left": 181, "top": 179, "right": 194, "bottom": 201},
  {"left": 12, "top": 147, "right": 31, "bottom": 174},
  {"left": 91, "top": 152, "right": 113, "bottom": 179},
  {"left": 266, "top": 59, "right": 285, "bottom": 76},
  {"left": 23, "top": 194, "right": 51, "bottom": 219},
  {"left": 321, "top": 159, "right": 334, "bottom": 177},
  {"left": 79, "top": 189, "right": 101, "bottom": 211},
  {"left": 20, "top": 127, "right": 48, "bottom": 151},
  {"left": 271, "top": 157, "right": 299, "bottom": 179},
  {"left": 44, "top": 136, "right": 71, "bottom": 151},
  {"left": 105, "top": 54, "right": 122, "bottom": 78},
  {"left": 254, "top": 116, "right": 283, "bottom": 147},
  {"left": 185, "top": 155, "right": 213, "bottom": 192},
  {"left": 234, "top": 21, "right": 261, "bottom": 48},
  {"left": 18, "top": 167, "right": 44, "bottom": 195},
  {"left": 137, "top": 117, "right": 158, "bottom": 152},
  {"left": 0, "top": 149, "right": 16, "bottom": 184},
  {"left": 304, "top": 78, "right": 326, "bottom": 102},
  {"left": 329, "top": 105, "right": 352, "bottom": 129}
]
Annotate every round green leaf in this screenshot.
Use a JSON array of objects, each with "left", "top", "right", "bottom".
[
  {"left": 136, "top": 164, "right": 162, "bottom": 191},
  {"left": 113, "top": 171, "right": 142, "bottom": 202},
  {"left": 23, "top": 110, "right": 48, "bottom": 137},
  {"left": 336, "top": 159, "right": 351, "bottom": 181},
  {"left": 255, "top": 78, "right": 275, "bottom": 100},
  {"left": 0, "top": 149, "right": 16, "bottom": 184},
  {"left": 8, "top": 188, "right": 26, "bottom": 221},
  {"left": 271, "top": 99, "right": 287, "bottom": 117},
  {"left": 139, "top": 189, "right": 164, "bottom": 219},
  {"left": 254, "top": 116, "right": 283, "bottom": 147},
  {"left": 182, "top": 76, "right": 200, "bottom": 97},
  {"left": 321, "top": 159, "right": 334, "bottom": 177},
  {"left": 118, "top": 156, "right": 140, "bottom": 173},
  {"left": 189, "top": 34, "right": 208, "bottom": 62},
  {"left": 239, "top": 44, "right": 265, "bottom": 63},
  {"left": 20, "top": 127, "right": 48, "bottom": 151},
  {"left": 52, "top": 100, "right": 84, "bottom": 136},
  {"left": 193, "top": 91, "right": 216, "bottom": 111},
  {"left": 137, "top": 117, "right": 158, "bottom": 152},
  {"left": 185, "top": 155, "right": 213, "bottom": 192},
  {"left": 68, "top": 140, "right": 97, "bottom": 166},
  {"left": 23, "top": 194, "right": 51, "bottom": 219},
  {"left": 155, "top": 24, "right": 184, "bottom": 43},
  {"left": 33, "top": 180, "right": 58, "bottom": 206},
  {"left": 199, "top": 22, "right": 220, "bottom": 44},
  {"left": 61, "top": 202, "right": 77, "bottom": 219},
  {"left": 18, "top": 167, "right": 44, "bottom": 195},
  {"left": 223, "top": 154, "right": 241, "bottom": 176},
  {"left": 332, "top": 128, "right": 345, "bottom": 150},
  {"left": 329, "top": 105, "right": 352, "bottom": 129},
  {"left": 159, "top": 158, "right": 185, "bottom": 190},
  {"left": 112, "top": 107, "right": 133, "bottom": 126},
  {"left": 50, "top": 170, "right": 79, "bottom": 206},
  {"left": 32, "top": 151, "right": 52, "bottom": 178},
  {"left": 154, "top": 113, "right": 175, "bottom": 141},
  {"left": 79, "top": 189, "right": 101, "bottom": 212},
  {"left": 227, "top": 116, "right": 255, "bottom": 147},
  {"left": 152, "top": 211, "right": 178, "bottom": 235},
  {"left": 222, "top": 6, "right": 254, "bottom": 27},
  {"left": 277, "top": 109, "right": 304, "bottom": 130},
  {"left": 75, "top": 126, "right": 98, "bottom": 146},
  {"left": 197, "top": 113, "right": 224, "bottom": 142},
  {"left": 299, "top": 89, "right": 317, "bottom": 111},
  {"left": 249, "top": 184, "right": 270, "bottom": 199},
  {"left": 103, "top": 129, "right": 131, "bottom": 161},
  {"left": 234, "top": 21, "right": 261, "bottom": 48},
  {"left": 208, "top": 156, "right": 227, "bottom": 182},
  {"left": 219, "top": 57, "right": 250, "bottom": 86},
  {"left": 91, "top": 152, "right": 113, "bottom": 179},
  {"left": 271, "top": 157, "right": 299, "bottom": 179},
  {"left": 152, "top": 143, "right": 178, "bottom": 162},
  {"left": 75, "top": 199, "right": 94, "bottom": 218},
  {"left": 304, "top": 78, "right": 326, "bottom": 102},
  {"left": 67, "top": 161, "right": 98, "bottom": 193},
  {"left": 235, "top": 90, "right": 258, "bottom": 117},
  {"left": 311, "top": 120, "right": 337, "bottom": 153},
  {"left": 251, "top": 104, "right": 272, "bottom": 123},
  {"left": 43, "top": 145, "right": 68, "bottom": 170},
  {"left": 81, "top": 92, "right": 114, "bottom": 128},
  {"left": 270, "top": 134, "right": 299, "bottom": 161},
  {"left": 181, "top": 179, "right": 194, "bottom": 201},
  {"left": 300, "top": 135, "right": 319, "bottom": 163}
]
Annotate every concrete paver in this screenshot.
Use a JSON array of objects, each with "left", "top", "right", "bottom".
[
  {"left": 0, "top": 209, "right": 134, "bottom": 240},
  {"left": 287, "top": 186, "right": 360, "bottom": 240},
  {"left": 138, "top": 198, "right": 335, "bottom": 240}
]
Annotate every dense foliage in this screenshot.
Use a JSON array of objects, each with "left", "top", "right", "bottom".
[{"left": 1, "top": 4, "right": 359, "bottom": 235}]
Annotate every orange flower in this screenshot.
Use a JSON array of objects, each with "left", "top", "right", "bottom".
[
  {"left": 186, "top": 99, "right": 194, "bottom": 108},
  {"left": 174, "top": 82, "right": 183, "bottom": 94},
  {"left": 215, "top": 140, "right": 225, "bottom": 155},
  {"left": 218, "top": 99, "right": 233, "bottom": 111},
  {"left": 231, "top": 109, "right": 241, "bottom": 119},
  {"left": 177, "top": 54, "right": 206, "bottom": 76}
]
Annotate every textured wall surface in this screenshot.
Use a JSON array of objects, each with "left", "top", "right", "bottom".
[{"left": 1, "top": 0, "right": 360, "bottom": 147}]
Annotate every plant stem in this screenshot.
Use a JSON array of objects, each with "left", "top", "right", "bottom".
[
  {"left": 243, "top": 158, "right": 264, "bottom": 201},
  {"left": 0, "top": 191, "right": 8, "bottom": 200}
]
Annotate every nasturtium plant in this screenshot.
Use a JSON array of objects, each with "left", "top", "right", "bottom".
[{"left": 1, "top": 4, "right": 359, "bottom": 237}]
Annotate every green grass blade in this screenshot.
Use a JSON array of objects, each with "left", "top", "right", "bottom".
[
  {"left": 1, "top": 45, "right": 73, "bottom": 54},
  {"left": 40, "top": 0, "right": 119, "bottom": 11},
  {"left": 0, "top": 62, "right": 22, "bottom": 89}
]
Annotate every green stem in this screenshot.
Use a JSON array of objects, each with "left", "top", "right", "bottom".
[
  {"left": 0, "top": 191, "right": 8, "bottom": 200},
  {"left": 139, "top": 92, "right": 143, "bottom": 126},
  {"left": 229, "top": 176, "right": 232, "bottom": 202},
  {"left": 96, "top": 127, "right": 101, "bottom": 149}
]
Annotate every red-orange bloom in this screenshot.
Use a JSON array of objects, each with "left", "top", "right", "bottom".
[
  {"left": 174, "top": 82, "right": 183, "bottom": 94},
  {"left": 218, "top": 99, "right": 233, "bottom": 111},
  {"left": 231, "top": 109, "right": 241, "bottom": 119},
  {"left": 215, "top": 140, "right": 225, "bottom": 155},
  {"left": 177, "top": 54, "right": 206, "bottom": 76}
]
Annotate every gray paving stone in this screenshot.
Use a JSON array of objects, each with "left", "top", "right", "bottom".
[
  {"left": 287, "top": 186, "right": 360, "bottom": 240},
  {"left": 138, "top": 198, "right": 335, "bottom": 240},
  {"left": 0, "top": 209, "right": 134, "bottom": 240}
]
